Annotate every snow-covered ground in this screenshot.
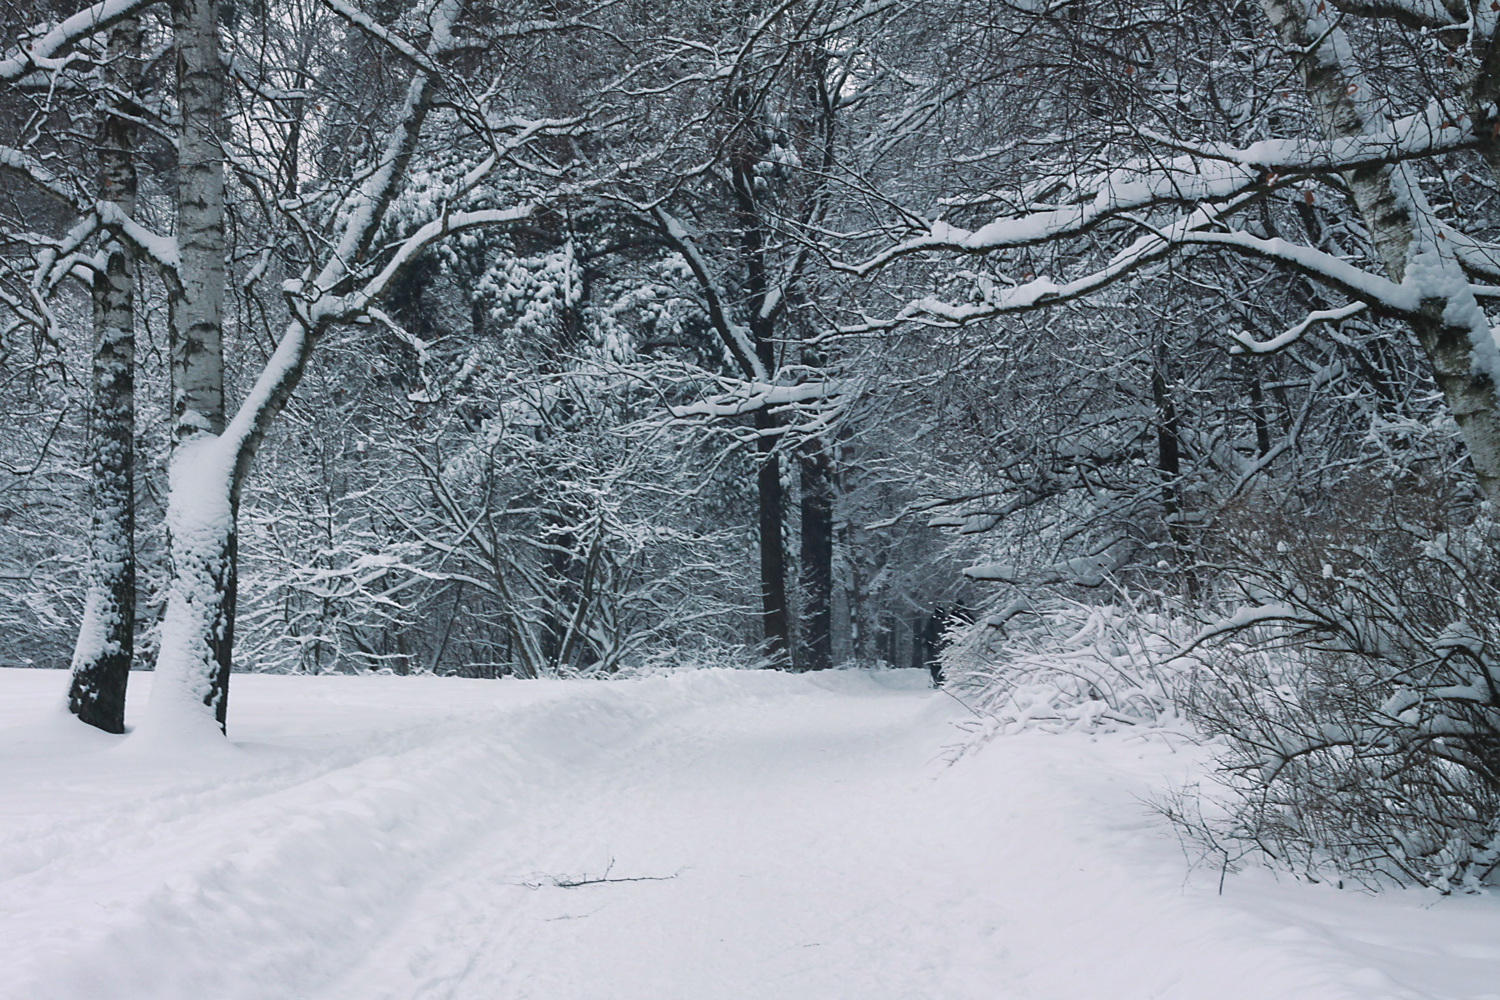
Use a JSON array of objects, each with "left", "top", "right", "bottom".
[{"left": 2, "top": 668, "right": 1500, "bottom": 999}]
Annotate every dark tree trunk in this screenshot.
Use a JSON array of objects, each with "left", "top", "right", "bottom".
[
  {"left": 755, "top": 409, "right": 789, "bottom": 665},
  {"left": 922, "top": 610, "right": 954, "bottom": 686},
  {"left": 1244, "top": 359, "right": 1272, "bottom": 459},
  {"left": 212, "top": 531, "right": 237, "bottom": 728},
  {"left": 911, "top": 610, "right": 945, "bottom": 682},
  {"left": 68, "top": 17, "right": 141, "bottom": 733},
  {"left": 835, "top": 425, "right": 865, "bottom": 661},
  {"left": 1151, "top": 343, "right": 1187, "bottom": 548},
  {"left": 797, "top": 441, "right": 834, "bottom": 671},
  {"left": 729, "top": 113, "right": 792, "bottom": 667}
]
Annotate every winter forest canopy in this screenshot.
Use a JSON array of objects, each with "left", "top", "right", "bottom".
[{"left": 9, "top": 0, "right": 1500, "bottom": 891}]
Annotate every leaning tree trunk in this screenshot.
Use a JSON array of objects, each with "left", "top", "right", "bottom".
[
  {"left": 1263, "top": 0, "right": 1500, "bottom": 502},
  {"left": 138, "top": 0, "right": 456, "bottom": 736},
  {"left": 144, "top": 0, "right": 234, "bottom": 737},
  {"left": 67, "top": 16, "right": 142, "bottom": 733}
]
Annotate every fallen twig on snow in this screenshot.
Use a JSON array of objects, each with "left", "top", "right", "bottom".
[{"left": 508, "top": 857, "right": 687, "bottom": 890}]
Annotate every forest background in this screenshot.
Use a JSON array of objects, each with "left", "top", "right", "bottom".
[{"left": 7, "top": 0, "right": 1500, "bottom": 889}]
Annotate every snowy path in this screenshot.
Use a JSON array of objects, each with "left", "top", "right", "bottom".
[{"left": 3, "top": 669, "right": 1500, "bottom": 999}]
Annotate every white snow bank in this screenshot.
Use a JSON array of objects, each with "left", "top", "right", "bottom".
[{"left": 1, "top": 667, "right": 1498, "bottom": 999}]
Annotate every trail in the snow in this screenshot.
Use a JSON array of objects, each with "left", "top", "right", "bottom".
[
  {"left": 3, "top": 668, "right": 1500, "bottom": 1000},
  {"left": 316, "top": 673, "right": 974, "bottom": 1000}
]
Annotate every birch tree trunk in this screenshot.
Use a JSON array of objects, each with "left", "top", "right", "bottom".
[
  {"left": 144, "top": 0, "right": 235, "bottom": 737},
  {"left": 170, "top": 0, "right": 226, "bottom": 445},
  {"left": 138, "top": 0, "right": 464, "bottom": 736},
  {"left": 1263, "top": 0, "right": 1500, "bottom": 500},
  {"left": 67, "top": 17, "right": 141, "bottom": 733}
]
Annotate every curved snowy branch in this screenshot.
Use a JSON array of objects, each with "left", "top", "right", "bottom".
[
  {"left": 669, "top": 380, "right": 844, "bottom": 419},
  {"left": 0, "top": 146, "right": 81, "bottom": 208},
  {"left": 1230, "top": 301, "right": 1369, "bottom": 354},
  {"left": 650, "top": 206, "right": 768, "bottom": 382},
  {"left": 843, "top": 104, "right": 1484, "bottom": 279},
  {"left": 0, "top": 0, "right": 155, "bottom": 81},
  {"left": 321, "top": 205, "right": 540, "bottom": 320}
]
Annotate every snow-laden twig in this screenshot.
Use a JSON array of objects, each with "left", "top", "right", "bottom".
[
  {"left": 1230, "top": 301, "right": 1368, "bottom": 354},
  {"left": 0, "top": 0, "right": 154, "bottom": 82}
]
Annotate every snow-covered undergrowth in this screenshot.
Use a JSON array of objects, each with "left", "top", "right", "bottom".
[
  {"left": 942, "top": 601, "right": 1197, "bottom": 750},
  {"left": 1171, "top": 502, "right": 1500, "bottom": 892},
  {"left": 947, "top": 568, "right": 1500, "bottom": 892}
]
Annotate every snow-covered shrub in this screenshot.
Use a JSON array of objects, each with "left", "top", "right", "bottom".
[
  {"left": 1178, "top": 481, "right": 1500, "bottom": 890},
  {"left": 943, "top": 597, "right": 1198, "bottom": 746}
]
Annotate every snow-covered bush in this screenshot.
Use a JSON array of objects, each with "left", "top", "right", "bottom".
[
  {"left": 1177, "top": 481, "right": 1500, "bottom": 890},
  {"left": 951, "top": 479, "right": 1500, "bottom": 890},
  {"left": 943, "top": 598, "right": 1198, "bottom": 746}
]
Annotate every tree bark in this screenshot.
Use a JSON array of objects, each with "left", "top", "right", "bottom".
[
  {"left": 797, "top": 441, "right": 834, "bottom": 671},
  {"left": 1150, "top": 340, "right": 1186, "bottom": 547},
  {"left": 138, "top": 0, "right": 469, "bottom": 734},
  {"left": 732, "top": 113, "right": 792, "bottom": 665},
  {"left": 1263, "top": 0, "right": 1500, "bottom": 501},
  {"left": 148, "top": 0, "right": 235, "bottom": 735},
  {"left": 755, "top": 410, "right": 790, "bottom": 665},
  {"left": 1242, "top": 357, "right": 1272, "bottom": 459},
  {"left": 834, "top": 424, "right": 867, "bottom": 662},
  {"left": 170, "top": 0, "right": 226, "bottom": 445},
  {"left": 67, "top": 16, "right": 141, "bottom": 733}
]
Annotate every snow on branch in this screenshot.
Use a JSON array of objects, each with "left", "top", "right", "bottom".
[
  {"left": 669, "top": 379, "right": 843, "bottom": 419},
  {"left": 843, "top": 101, "right": 1480, "bottom": 280},
  {"left": 846, "top": 194, "right": 1260, "bottom": 333},
  {"left": 1169, "top": 603, "right": 1302, "bottom": 662},
  {"left": 486, "top": 2, "right": 628, "bottom": 38},
  {"left": 1139, "top": 103, "right": 1479, "bottom": 175},
  {"left": 0, "top": 0, "right": 155, "bottom": 82},
  {"left": 368, "top": 307, "right": 438, "bottom": 403},
  {"left": 309, "top": 0, "right": 463, "bottom": 300},
  {"left": 324, "top": 205, "right": 540, "bottom": 320},
  {"left": 1175, "top": 230, "right": 1418, "bottom": 311},
  {"left": 0, "top": 146, "right": 81, "bottom": 207},
  {"left": 320, "top": 0, "right": 444, "bottom": 73},
  {"left": 32, "top": 215, "right": 101, "bottom": 293},
  {"left": 839, "top": 151, "right": 1275, "bottom": 277},
  {"left": 651, "top": 207, "right": 767, "bottom": 382},
  {"left": 0, "top": 148, "right": 179, "bottom": 281},
  {"left": 94, "top": 200, "right": 178, "bottom": 272},
  {"left": 1230, "top": 301, "right": 1368, "bottom": 354},
  {"left": 1440, "top": 226, "right": 1500, "bottom": 284},
  {"left": 965, "top": 543, "right": 1130, "bottom": 588},
  {"left": 1323, "top": 0, "right": 1461, "bottom": 29}
]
